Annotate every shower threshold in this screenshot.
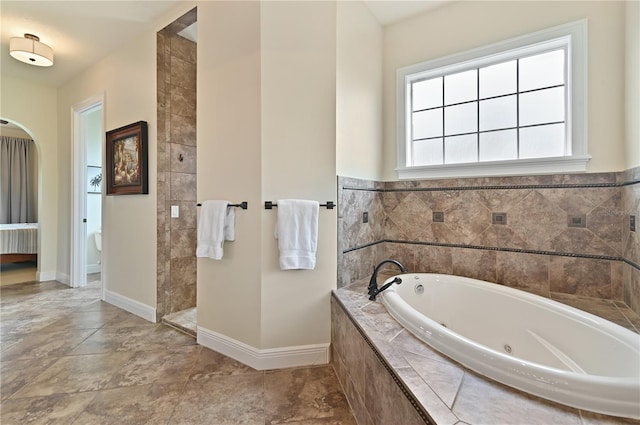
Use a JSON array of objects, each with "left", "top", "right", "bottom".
[{"left": 162, "top": 307, "right": 196, "bottom": 337}]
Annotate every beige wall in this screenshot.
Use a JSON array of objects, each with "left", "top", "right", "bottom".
[
  {"left": 197, "top": 0, "right": 263, "bottom": 347},
  {"left": 626, "top": 0, "right": 640, "bottom": 168},
  {"left": 382, "top": 1, "right": 627, "bottom": 180},
  {"left": 0, "top": 127, "right": 30, "bottom": 139},
  {"left": 6, "top": 0, "right": 340, "bottom": 352},
  {"left": 56, "top": 2, "right": 195, "bottom": 308},
  {"left": 260, "top": 0, "right": 337, "bottom": 349},
  {"left": 0, "top": 76, "right": 58, "bottom": 279},
  {"left": 197, "top": 1, "right": 339, "bottom": 350},
  {"left": 336, "top": 1, "right": 383, "bottom": 181}
]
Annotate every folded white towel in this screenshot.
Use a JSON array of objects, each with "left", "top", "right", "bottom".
[
  {"left": 274, "top": 199, "right": 319, "bottom": 270},
  {"left": 196, "top": 200, "right": 235, "bottom": 260}
]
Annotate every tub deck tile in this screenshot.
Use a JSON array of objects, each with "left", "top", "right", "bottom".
[
  {"left": 333, "top": 277, "right": 639, "bottom": 425},
  {"left": 453, "top": 371, "right": 583, "bottom": 425},
  {"left": 402, "top": 351, "right": 464, "bottom": 409}
]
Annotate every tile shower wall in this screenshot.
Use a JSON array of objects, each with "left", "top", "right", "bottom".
[
  {"left": 338, "top": 168, "right": 640, "bottom": 316},
  {"left": 622, "top": 167, "right": 640, "bottom": 314},
  {"left": 157, "top": 8, "right": 197, "bottom": 321}
]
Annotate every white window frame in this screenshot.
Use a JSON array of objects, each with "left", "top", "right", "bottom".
[{"left": 396, "top": 20, "right": 589, "bottom": 180}]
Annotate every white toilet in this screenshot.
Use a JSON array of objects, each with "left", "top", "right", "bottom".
[{"left": 94, "top": 228, "right": 102, "bottom": 259}]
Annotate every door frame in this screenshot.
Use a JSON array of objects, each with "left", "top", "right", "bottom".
[{"left": 71, "top": 93, "right": 104, "bottom": 290}]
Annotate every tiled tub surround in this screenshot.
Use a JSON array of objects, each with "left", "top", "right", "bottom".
[
  {"left": 622, "top": 166, "right": 640, "bottom": 315},
  {"left": 337, "top": 168, "right": 640, "bottom": 318},
  {"left": 331, "top": 279, "right": 640, "bottom": 425},
  {"left": 157, "top": 8, "right": 198, "bottom": 321}
]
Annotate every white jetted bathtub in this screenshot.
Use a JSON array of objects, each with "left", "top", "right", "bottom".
[{"left": 380, "top": 273, "right": 640, "bottom": 419}]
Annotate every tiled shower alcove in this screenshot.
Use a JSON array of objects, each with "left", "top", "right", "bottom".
[{"left": 157, "top": 8, "right": 198, "bottom": 323}]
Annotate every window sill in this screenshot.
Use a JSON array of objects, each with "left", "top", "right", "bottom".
[{"left": 396, "top": 155, "right": 592, "bottom": 180}]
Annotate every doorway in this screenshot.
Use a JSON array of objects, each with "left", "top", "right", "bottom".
[{"left": 71, "top": 94, "right": 104, "bottom": 291}]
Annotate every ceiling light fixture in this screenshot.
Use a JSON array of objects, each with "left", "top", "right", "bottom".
[{"left": 9, "top": 33, "right": 54, "bottom": 67}]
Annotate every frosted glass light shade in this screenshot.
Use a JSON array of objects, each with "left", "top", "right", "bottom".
[{"left": 10, "top": 34, "right": 54, "bottom": 67}]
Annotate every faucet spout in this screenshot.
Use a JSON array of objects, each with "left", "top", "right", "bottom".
[{"left": 367, "top": 259, "right": 407, "bottom": 301}]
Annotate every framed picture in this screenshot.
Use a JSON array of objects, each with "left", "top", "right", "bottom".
[
  {"left": 105, "top": 121, "right": 148, "bottom": 195},
  {"left": 87, "top": 166, "right": 102, "bottom": 194}
]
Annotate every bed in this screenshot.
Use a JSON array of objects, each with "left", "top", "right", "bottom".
[{"left": 0, "top": 223, "right": 38, "bottom": 264}]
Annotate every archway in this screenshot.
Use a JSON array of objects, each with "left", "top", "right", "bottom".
[{"left": 0, "top": 119, "right": 40, "bottom": 285}]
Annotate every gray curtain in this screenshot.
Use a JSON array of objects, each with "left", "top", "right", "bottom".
[{"left": 0, "top": 136, "right": 35, "bottom": 224}]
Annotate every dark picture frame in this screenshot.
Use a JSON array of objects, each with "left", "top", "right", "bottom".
[{"left": 105, "top": 121, "right": 148, "bottom": 195}]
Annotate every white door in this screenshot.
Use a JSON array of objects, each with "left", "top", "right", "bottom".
[{"left": 71, "top": 94, "right": 104, "bottom": 288}]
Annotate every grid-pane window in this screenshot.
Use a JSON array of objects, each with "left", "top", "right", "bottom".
[
  {"left": 398, "top": 21, "right": 587, "bottom": 179},
  {"left": 408, "top": 47, "right": 567, "bottom": 166}
]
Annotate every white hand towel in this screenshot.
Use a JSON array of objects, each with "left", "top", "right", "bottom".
[
  {"left": 224, "top": 206, "right": 235, "bottom": 242},
  {"left": 196, "top": 200, "right": 235, "bottom": 260},
  {"left": 274, "top": 199, "right": 319, "bottom": 270}
]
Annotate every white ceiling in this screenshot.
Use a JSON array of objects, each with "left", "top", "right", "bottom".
[
  {"left": 0, "top": 1, "right": 182, "bottom": 87},
  {"left": 1, "top": 1, "right": 448, "bottom": 88},
  {"left": 363, "top": 0, "right": 449, "bottom": 26}
]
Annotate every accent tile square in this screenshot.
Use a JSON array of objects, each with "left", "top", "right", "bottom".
[
  {"left": 568, "top": 214, "right": 587, "bottom": 228},
  {"left": 492, "top": 212, "right": 507, "bottom": 225}
]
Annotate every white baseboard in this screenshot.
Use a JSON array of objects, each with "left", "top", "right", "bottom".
[
  {"left": 55, "top": 272, "right": 70, "bottom": 286},
  {"left": 37, "top": 270, "right": 57, "bottom": 282},
  {"left": 87, "top": 264, "right": 101, "bottom": 274},
  {"left": 197, "top": 326, "right": 330, "bottom": 370},
  {"left": 104, "top": 289, "right": 156, "bottom": 323}
]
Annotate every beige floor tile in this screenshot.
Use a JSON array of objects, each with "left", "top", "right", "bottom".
[
  {"left": 37, "top": 310, "right": 119, "bottom": 333},
  {"left": 0, "top": 392, "right": 96, "bottom": 425},
  {"left": 107, "top": 345, "right": 201, "bottom": 388},
  {"left": 11, "top": 352, "right": 135, "bottom": 398},
  {"left": 0, "top": 356, "right": 60, "bottom": 401},
  {"left": 1, "top": 280, "right": 356, "bottom": 425},
  {"left": 103, "top": 309, "right": 159, "bottom": 329},
  {"left": 134, "top": 322, "right": 199, "bottom": 350},
  {"left": 73, "top": 299, "right": 122, "bottom": 313},
  {"left": 68, "top": 326, "right": 158, "bottom": 355},
  {"left": 170, "top": 373, "right": 265, "bottom": 425},
  {"left": 264, "top": 366, "right": 356, "bottom": 425},
  {"left": 1, "top": 313, "right": 60, "bottom": 337},
  {"left": 189, "top": 345, "right": 258, "bottom": 379},
  {"left": 72, "top": 382, "right": 184, "bottom": 425},
  {"left": 1, "top": 328, "right": 98, "bottom": 361}
]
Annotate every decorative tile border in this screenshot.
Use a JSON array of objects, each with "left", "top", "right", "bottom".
[
  {"left": 345, "top": 239, "right": 633, "bottom": 266},
  {"left": 343, "top": 179, "right": 640, "bottom": 194},
  {"left": 342, "top": 240, "right": 385, "bottom": 254},
  {"left": 624, "top": 258, "right": 640, "bottom": 270}
]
